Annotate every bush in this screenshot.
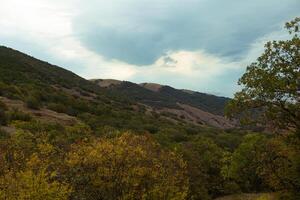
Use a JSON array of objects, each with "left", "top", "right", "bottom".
[
  {"left": 0, "top": 110, "right": 7, "bottom": 125},
  {"left": 0, "top": 100, "right": 8, "bottom": 125},
  {"left": 8, "top": 109, "right": 32, "bottom": 122},
  {"left": 47, "top": 103, "right": 67, "bottom": 113},
  {"left": 66, "top": 133, "right": 189, "bottom": 200},
  {"left": 26, "top": 96, "right": 41, "bottom": 110},
  {"left": 0, "top": 128, "right": 9, "bottom": 139},
  {"left": 0, "top": 168, "right": 71, "bottom": 200}
]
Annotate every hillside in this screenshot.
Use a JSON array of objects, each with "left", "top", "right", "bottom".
[
  {"left": 0, "top": 47, "right": 99, "bottom": 92},
  {"left": 93, "top": 79, "right": 229, "bottom": 115},
  {"left": 92, "top": 79, "right": 234, "bottom": 128},
  {"left": 0, "top": 46, "right": 234, "bottom": 132}
]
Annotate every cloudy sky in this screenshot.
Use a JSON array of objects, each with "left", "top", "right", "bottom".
[{"left": 0, "top": 0, "right": 299, "bottom": 96}]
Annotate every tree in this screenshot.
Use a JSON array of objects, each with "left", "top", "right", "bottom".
[
  {"left": 65, "top": 132, "right": 189, "bottom": 200},
  {"left": 0, "top": 168, "right": 71, "bottom": 200},
  {"left": 224, "top": 134, "right": 268, "bottom": 192},
  {"left": 0, "top": 136, "right": 71, "bottom": 200},
  {"left": 226, "top": 17, "right": 300, "bottom": 133},
  {"left": 256, "top": 135, "right": 300, "bottom": 199},
  {"left": 181, "top": 137, "right": 228, "bottom": 200}
]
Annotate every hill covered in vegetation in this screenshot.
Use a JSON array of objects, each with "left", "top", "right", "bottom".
[
  {"left": 93, "top": 79, "right": 229, "bottom": 116},
  {"left": 0, "top": 17, "right": 299, "bottom": 200},
  {"left": 92, "top": 79, "right": 233, "bottom": 128},
  {"left": 0, "top": 46, "right": 234, "bottom": 130}
]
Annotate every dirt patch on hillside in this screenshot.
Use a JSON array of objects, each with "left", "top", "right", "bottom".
[
  {"left": 91, "top": 79, "right": 122, "bottom": 87},
  {"left": 140, "top": 83, "right": 163, "bottom": 92},
  {"left": 156, "top": 103, "right": 235, "bottom": 129}
]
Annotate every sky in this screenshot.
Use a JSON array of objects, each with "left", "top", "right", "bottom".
[{"left": 0, "top": 0, "right": 299, "bottom": 97}]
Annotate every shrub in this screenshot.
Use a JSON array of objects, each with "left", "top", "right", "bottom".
[
  {"left": 47, "top": 103, "right": 67, "bottom": 113},
  {"left": 26, "top": 96, "right": 41, "bottom": 110},
  {"left": 8, "top": 109, "right": 32, "bottom": 122},
  {"left": 66, "top": 133, "right": 189, "bottom": 200},
  {"left": 0, "top": 100, "right": 7, "bottom": 125},
  {"left": 0, "top": 168, "right": 71, "bottom": 200},
  {"left": 0, "top": 128, "right": 9, "bottom": 139}
]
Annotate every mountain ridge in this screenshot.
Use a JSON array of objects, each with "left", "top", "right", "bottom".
[
  {"left": 91, "top": 79, "right": 230, "bottom": 116},
  {"left": 0, "top": 46, "right": 234, "bottom": 129}
]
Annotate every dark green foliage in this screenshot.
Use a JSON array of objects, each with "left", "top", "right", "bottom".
[
  {"left": 47, "top": 103, "right": 68, "bottom": 113},
  {"left": 182, "top": 138, "right": 225, "bottom": 199},
  {"left": 0, "top": 128, "right": 9, "bottom": 139},
  {"left": 226, "top": 17, "right": 300, "bottom": 132},
  {"left": 225, "top": 134, "right": 269, "bottom": 192},
  {"left": 223, "top": 18, "right": 300, "bottom": 198},
  {"left": 0, "top": 46, "right": 99, "bottom": 92},
  {"left": 0, "top": 100, "right": 7, "bottom": 125},
  {"left": 0, "top": 110, "right": 7, "bottom": 125},
  {"left": 8, "top": 109, "right": 32, "bottom": 122},
  {"left": 26, "top": 96, "right": 41, "bottom": 110}
]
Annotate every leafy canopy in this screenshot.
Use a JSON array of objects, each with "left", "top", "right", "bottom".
[{"left": 226, "top": 17, "right": 300, "bottom": 132}]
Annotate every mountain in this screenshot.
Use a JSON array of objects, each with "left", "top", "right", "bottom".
[
  {"left": 92, "top": 79, "right": 234, "bottom": 128},
  {"left": 0, "top": 46, "right": 234, "bottom": 131}
]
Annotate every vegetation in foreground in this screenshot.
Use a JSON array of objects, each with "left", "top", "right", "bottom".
[{"left": 0, "top": 18, "right": 299, "bottom": 199}]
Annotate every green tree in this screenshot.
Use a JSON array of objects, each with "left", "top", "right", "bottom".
[
  {"left": 257, "top": 135, "right": 300, "bottom": 199},
  {"left": 224, "top": 134, "right": 268, "bottom": 192},
  {"left": 226, "top": 17, "right": 300, "bottom": 133},
  {"left": 181, "top": 137, "right": 228, "bottom": 200}
]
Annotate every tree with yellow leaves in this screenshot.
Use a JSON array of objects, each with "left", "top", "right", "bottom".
[
  {"left": 0, "top": 142, "right": 71, "bottom": 200},
  {"left": 66, "top": 132, "right": 189, "bottom": 200}
]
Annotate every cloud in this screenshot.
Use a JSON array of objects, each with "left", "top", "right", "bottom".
[
  {"left": 128, "top": 27, "right": 292, "bottom": 96},
  {"left": 0, "top": 0, "right": 298, "bottom": 97},
  {"left": 74, "top": 0, "right": 300, "bottom": 65}
]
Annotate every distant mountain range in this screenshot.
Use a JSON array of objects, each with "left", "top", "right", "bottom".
[{"left": 0, "top": 46, "right": 235, "bottom": 129}]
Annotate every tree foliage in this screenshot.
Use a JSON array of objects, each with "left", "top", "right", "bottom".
[
  {"left": 226, "top": 17, "right": 300, "bottom": 132},
  {"left": 223, "top": 134, "right": 268, "bottom": 192},
  {"left": 0, "top": 169, "right": 71, "bottom": 200},
  {"left": 181, "top": 137, "right": 228, "bottom": 199},
  {"left": 66, "top": 133, "right": 189, "bottom": 200}
]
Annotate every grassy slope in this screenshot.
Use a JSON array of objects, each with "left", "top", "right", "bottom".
[{"left": 0, "top": 46, "right": 99, "bottom": 91}]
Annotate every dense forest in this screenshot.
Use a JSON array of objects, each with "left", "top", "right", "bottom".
[{"left": 0, "top": 18, "right": 299, "bottom": 200}]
